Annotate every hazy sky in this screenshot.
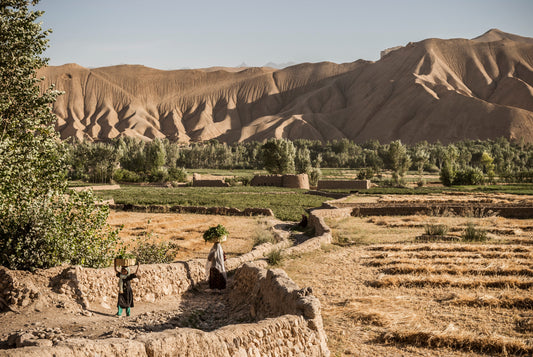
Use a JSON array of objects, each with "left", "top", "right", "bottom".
[{"left": 36, "top": 0, "right": 533, "bottom": 70}]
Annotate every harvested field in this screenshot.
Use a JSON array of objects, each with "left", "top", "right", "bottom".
[
  {"left": 107, "top": 211, "right": 279, "bottom": 260},
  {"left": 282, "top": 213, "right": 533, "bottom": 356}
]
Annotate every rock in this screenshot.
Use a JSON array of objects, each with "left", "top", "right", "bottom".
[{"left": 15, "top": 332, "right": 37, "bottom": 347}]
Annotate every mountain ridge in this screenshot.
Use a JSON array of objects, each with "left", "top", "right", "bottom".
[{"left": 38, "top": 29, "right": 533, "bottom": 144}]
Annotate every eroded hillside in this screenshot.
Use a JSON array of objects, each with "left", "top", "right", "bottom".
[{"left": 38, "top": 29, "right": 533, "bottom": 144}]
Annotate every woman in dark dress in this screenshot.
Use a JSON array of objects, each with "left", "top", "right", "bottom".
[
  {"left": 206, "top": 242, "right": 227, "bottom": 289},
  {"left": 114, "top": 261, "right": 140, "bottom": 317}
]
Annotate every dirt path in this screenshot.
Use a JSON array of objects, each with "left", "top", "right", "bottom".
[{"left": 0, "top": 280, "right": 250, "bottom": 348}]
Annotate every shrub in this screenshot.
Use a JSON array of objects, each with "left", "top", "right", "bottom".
[
  {"left": 454, "top": 167, "right": 484, "bottom": 185},
  {"left": 462, "top": 222, "right": 488, "bottom": 242},
  {"left": 113, "top": 168, "right": 141, "bottom": 183},
  {"left": 168, "top": 167, "right": 188, "bottom": 182},
  {"left": 253, "top": 229, "right": 276, "bottom": 247},
  {"left": 308, "top": 167, "right": 322, "bottom": 187},
  {"left": 0, "top": 190, "right": 121, "bottom": 270},
  {"left": 440, "top": 162, "right": 456, "bottom": 186},
  {"left": 424, "top": 224, "right": 449, "bottom": 236},
  {"left": 132, "top": 240, "right": 179, "bottom": 264},
  {"left": 266, "top": 249, "right": 283, "bottom": 266},
  {"left": 357, "top": 168, "right": 374, "bottom": 180},
  {"left": 148, "top": 168, "right": 169, "bottom": 183}
]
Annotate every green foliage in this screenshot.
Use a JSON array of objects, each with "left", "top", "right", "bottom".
[
  {"left": 439, "top": 160, "right": 456, "bottom": 186},
  {"left": 424, "top": 224, "right": 449, "bottom": 236},
  {"left": 454, "top": 167, "right": 485, "bottom": 185},
  {"left": 295, "top": 147, "right": 312, "bottom": 174},
  {"left": 0, "top": 190, "right": 121, "bottom": 270},
  {"left": 133, "top": 240, "right": 178, "bottom": 264},
  {"left": 266, "top": 249, "right": 283, "bottom": 266},
  {"left": 64, "top": 137, "right": 532, "bottom": 185},
  {"left": 357, "top": 168, "right": 374, "bottom": 180},
  {"left": 308, "top": 167, "right": 322, "bottom": 186},
  {"left": 168, "top": 167, "right": 188, "bottom": 182},
  {"left": 203, "top": 224, "right": 229, "bottom": 243},
  {"left": 262, "top": 138, "right": 296, "bottom": 174},
  {"left": 113, "top": 168, "right": 141, "bottom": 183},
  {"left": 462, "top": 222, "right": 488, "bottom": 242},
  {"left": 0, "top": 2, "right": 121, "bottom": 270},
  {"left": 386, "top": 140, "right": 411, "bottom": 184},
  {"left": 95, "top": 186, "right": 328, "bottom": 221}
]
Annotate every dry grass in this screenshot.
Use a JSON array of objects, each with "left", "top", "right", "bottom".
[
  {"left": 282, "top": 211, "right": 533, "bottom": 356},
  {"left": 367, "top": 275, "right": 533, "bottom": 289},
  {"left": 378, "top": 329, "right": 533, "bottom": 356},
  {"left": 442, "top": 293, "right": 533, "bottom": 309},
  {"left": 108, "top": 211, "right": 275, "bottom": 260}
]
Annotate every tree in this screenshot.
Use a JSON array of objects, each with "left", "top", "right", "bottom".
[
  {"left": 480, "top": 151, "right": 496, "bottom": 183},
  {"left": 0, "top": 1, "right": 120, "bottom": 270},
  {"left": 294, "top": 147, "right": 312, "bottom": 174},
  {"left": 261, "top": 139, "right": 296, "bottom": 174},
  {"left": 386, "top": 140, "right": 411, "bottom": 184},
  {"left": 144, "top": 138, "right": 166, "bottom": 172}
]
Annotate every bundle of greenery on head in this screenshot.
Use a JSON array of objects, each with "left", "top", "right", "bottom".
[{"left": 203, "top": 224, "right": 229, "bottom": 243}]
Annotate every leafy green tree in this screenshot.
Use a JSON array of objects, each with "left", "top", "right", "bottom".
[
  {"left": 0, "top": 1, "right": 120, "bottom": 270},
  {"left": 386, "top": 140, "right": 411, "bottom": 184},
  {"left": 295, "top": 147, "right": 312, "bottom": 174},
  {"left": 262, "top": 139, "right": 296, "bottom": 174},
  {"left": 439, "top": 160, "right": 456, "bottom": 186},
  {"left": 480, "top": 151, "right": 496, "bottom": 183},
  {"left": 412, "top": 146, "right": 430, "bottom": 176},
  {"left": 144, "top": 138, "right": 166, "bottom": 172}
]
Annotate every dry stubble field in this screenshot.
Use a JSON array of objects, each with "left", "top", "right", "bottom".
[{"left": 282, "top": 213, "right": 533, "bottom": 356}]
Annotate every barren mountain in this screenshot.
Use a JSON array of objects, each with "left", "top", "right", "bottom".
[{"left": 38, "top": 29, "right": 533, "bottom": 144}]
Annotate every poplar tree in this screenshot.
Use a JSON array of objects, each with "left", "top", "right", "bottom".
[{"left": 0, "top": 1, "right": 120, "bottom": 270}]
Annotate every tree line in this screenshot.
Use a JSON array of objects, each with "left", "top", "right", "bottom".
[{"left": 65, "top": 136, "right": 533, "bottom": 186}]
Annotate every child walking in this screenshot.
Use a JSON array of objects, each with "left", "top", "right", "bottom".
[{"left": 114, "top": 261, "right": 140, "bottom": 317}]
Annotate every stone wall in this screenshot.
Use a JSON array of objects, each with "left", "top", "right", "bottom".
[
  {"left": 111, "top": 204, "right": 274, "bottom": 217},
  {"left": 1, "top": 263, "right": 330, "bottom": 356},
  {"left": 192, "top": 179, "right": 229, "bottom": 187},
  {"left": 317, "top": 180, "right": 370, "bottom": 190},
  {"left": 282, "top": 208, "right": 351, "bottom": 257},
  {"left": 347, "top": 203, "right": 533, "bottom": 219},
  {"left": 73, "top": 260, "right": 205, "bottom": 309}
]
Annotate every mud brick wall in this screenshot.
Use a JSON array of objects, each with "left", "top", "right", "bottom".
[
  {"left": 72, "top": 260, "right": 205, "bottom": 309},
  {"left": 317, "top": 180, "right": 370, "bottom": 190},
  {"left": 251, "top": 174, "right": 310, "bottom": 189},
  {"left": 1, "top": 263, "right": 330, "bottom": 357}
]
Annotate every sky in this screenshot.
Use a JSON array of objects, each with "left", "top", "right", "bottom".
[{"left": 35, "top": 0, "right": 533, "bottom": 70}]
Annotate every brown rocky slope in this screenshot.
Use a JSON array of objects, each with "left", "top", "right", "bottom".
[{"left": 38, "top": 29, "right": 533, "bottom": 144}]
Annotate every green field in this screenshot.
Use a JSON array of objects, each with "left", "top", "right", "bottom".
[{"left": 94, "top": 186, "right": 329, "bottom": 221}]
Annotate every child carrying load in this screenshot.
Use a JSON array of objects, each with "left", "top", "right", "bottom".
[{"left": 114, "top": 260, "right": 140, "bottom": 317}]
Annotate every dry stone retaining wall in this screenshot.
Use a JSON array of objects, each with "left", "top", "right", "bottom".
[
  {"left": 346, "top": 203, "right": 533, "bottom": 219},
  {"left": 1, "top": 262, "right": 330, "bottom": 356},
  {"left": 110, "top": 204, "right": 274, "bottom": 217},
  {"left": 282, "top": 208, "right": 351, "bottom": 257}
]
